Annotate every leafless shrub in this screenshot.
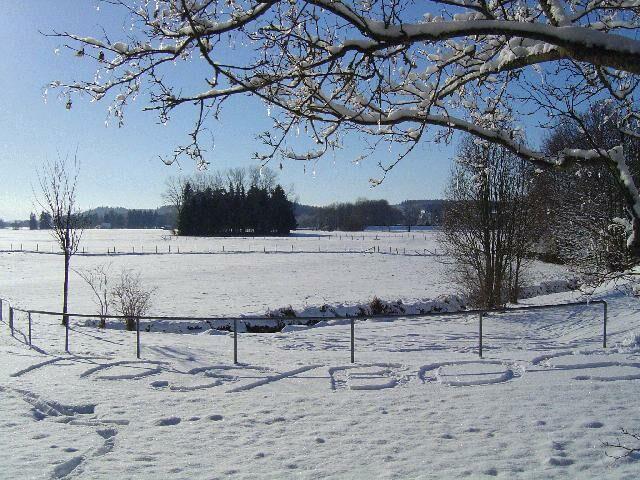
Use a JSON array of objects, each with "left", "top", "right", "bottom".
[
  {"left": 111, "top": 269, "right": 156, "bottom": 331},
  {"left": 369, "top": 297, "right": 388, "bottom": 316},
  {"left": 74, "top": 263, "right": 112, "bottom": 328}
]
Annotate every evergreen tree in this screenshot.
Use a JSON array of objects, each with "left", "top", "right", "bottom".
[
  {"left": 39, "top": 211, "right": 53, "bottom": 229},
  {"left": 29, "top": 212, "right": 38, "bottom": 230},
  {"left": 175, "top": 175, "right": 296, "bottom": 236}
]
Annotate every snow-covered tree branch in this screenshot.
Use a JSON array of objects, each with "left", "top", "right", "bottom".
[{"left": 48, "top": 0, "right": 640, "bottom": 252}]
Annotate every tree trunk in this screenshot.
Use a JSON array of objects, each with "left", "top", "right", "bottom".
[
  {"left": 62, "top": 251, "right": 70, "bottom": 326},
  {"left": 126, "top": 317, "right": 136, "bottom": 331}
]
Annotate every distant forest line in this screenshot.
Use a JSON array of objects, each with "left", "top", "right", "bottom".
[
  {"left": 3, "top": 165, "right": 444, "bottom": 233},
  {"left": 2, "top": 199, "right": 445, "bottom": 233}
]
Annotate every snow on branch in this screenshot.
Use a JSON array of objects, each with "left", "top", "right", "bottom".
[{"left": 48, "top": 0, "right": 640, "bottom": 248}]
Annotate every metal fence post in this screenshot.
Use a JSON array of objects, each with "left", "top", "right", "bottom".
[
  {"left": 9, "top": 307, "right": 14, "bottom": 336},
  {"left": 28, "top": 312, "right": 32, "bottom": 346},
  {"left": 350, "top": 318, "right": 355, "bottom": 363},
  {"left": 65, "top": 316, "right": 69, "bottom": 353},
  {"left": 602, "top": 300, "right": 608, "bottom": 348},
  {"left": 479, "top": 312, "right": 483, "bottom": 358},
  {"left": 136, "top": 318, "right": 141, "bottom": 359},
  {"left": 233, "top": 319, "right": 239, "bottom": 364}
]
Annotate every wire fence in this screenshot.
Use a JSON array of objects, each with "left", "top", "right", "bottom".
[
  {"left": 0, "top": 296, "right": 608, "bottom": 365},
  {"left": 0, "top": 243, "right": 442, "bottom": 258}
]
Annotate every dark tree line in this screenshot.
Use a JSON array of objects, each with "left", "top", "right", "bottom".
[
  {"left": 297, "top": 199, "right": 404, "bottom": 231},
  {"left": 80, "top": 208, "right": 175, "bottom": 229},
  {"left": 177, "top": 182, "right": 296, "bottom": 236}
]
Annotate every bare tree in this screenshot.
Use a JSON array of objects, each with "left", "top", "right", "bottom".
[
  {"left": 162, "top": 175, "right": 188, "bottom": 214},
  {"left": 441, "top": 135, "right": 540, "bottom": 308},
  {"left": 111, "top": 269, "right": 155, "bottom": 331},
  {"left": 48, "top": 0, "right": 640, "bottom": 256},
  {"left": 36, "top": 156, "right": 83, "bottom": 326},
  {"left": 74, "top": 263, "right": 112, "bottom": 328},
  {"left": 248, "top": 165, "right": 277, "bottom": 191},
  {"left": 536, "top": 103, "right": 640, "bottom": 287}
]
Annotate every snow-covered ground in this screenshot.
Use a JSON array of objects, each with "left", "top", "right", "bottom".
[
  {"left": 1, "top": 229, "right": 639, "bottom": 479},
  {"left": 0, "top": 229, "right": 572, "bottom": 316}
]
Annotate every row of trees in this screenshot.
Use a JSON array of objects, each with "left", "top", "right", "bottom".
[
  {"left": 82, "top": 208, "right": 174, "bottom": 229},
  {"left": 298, "top": 199, "right": 404, "bottom": 231},
  {"left": 28, "top": 212, "right": 53, "bottom": 230},
  {"left": 26, "top": 208, "right": 173, "bottom": 231},
  {"left": 175, "top": 168, "right": 297, "bottom": 236}
]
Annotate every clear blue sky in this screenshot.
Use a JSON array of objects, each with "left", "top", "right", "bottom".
[{"left": 0, "top": 1, "right": 457, "bottom": 220}]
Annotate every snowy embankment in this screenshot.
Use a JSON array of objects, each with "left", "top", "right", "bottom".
[{"left": 78, "top": 277, "right": 579, "bottom": 334}]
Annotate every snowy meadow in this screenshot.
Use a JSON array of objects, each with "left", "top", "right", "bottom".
[{"left": 1, "top": 229, "right": 640, "bottom": 479}]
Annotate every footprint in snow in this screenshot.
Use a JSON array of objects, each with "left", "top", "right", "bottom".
[
  {"left": 582, "top": 421, "right": 604, "bottom": 428},
  {"left": 548, "top": 457, "right": 574, "bottom": 467},
  {"left": 154, "top": 416, "right": 181, "bottom": 426}
]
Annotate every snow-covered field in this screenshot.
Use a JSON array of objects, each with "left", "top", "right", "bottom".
[
  {"left": 1, "top": 229, "right": 639, "bottom": 479},
  {"left": 0, "top": 229, "right": 572, "bottom": 316}
]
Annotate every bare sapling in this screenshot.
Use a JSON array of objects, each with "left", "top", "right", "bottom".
[
  {"left": 74, "top": 263, "right": 112, "bottom": 328},
  {"left": 35, "top": 155, "right": 83, "bottom": 326}
]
